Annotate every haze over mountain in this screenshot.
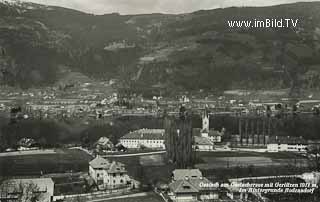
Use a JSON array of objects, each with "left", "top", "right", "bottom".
[
  {"left": 0, "top": 0, "right": 320, "bottom": 95},
  {"left": 8, "top": 0, "right": 320, "bottom": 14}
]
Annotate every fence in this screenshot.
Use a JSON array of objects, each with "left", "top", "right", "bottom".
[{"left": 53, "top": 187, "right": 132, "bottom": 201}]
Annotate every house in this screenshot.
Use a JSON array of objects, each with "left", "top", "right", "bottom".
[
  {"left": 119, "top": 129, "right": 165, "bottom": 149},
  {"left": 193, "top": 136, "right": 214, "bottom": 151},
  {"left": 168, "top": 169, "right": 219, "bottom": 202},
  {"left": 17, "top": 138, "right": 39, "bottom": 151},
  {"left": 95, "top": 137, "right": 114, "bottom": 152},
  {"left": 89, "top": 156, "right": 131, "bottom": 190},
  {"left": 208, "top": 129, "right": 225, "bottom": 143},
  {"left": 267, "top": 136, "right": 308, "bottom": 153},
  {"left": 0, "top": 178, "right": 54, "bottom": 202}
]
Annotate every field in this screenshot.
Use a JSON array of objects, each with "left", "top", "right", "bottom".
[
  {"left": 195, "top": 151, "right": 313, "bottom": 181},
  {"left": 108, "top": 154, "right": 174, "bottom": 184},
  {"left": 195, "top": 151, "right": 310, "bottom": 169},
  {"left": 0, "top": 149, "right": 93, "bottom": 177}
]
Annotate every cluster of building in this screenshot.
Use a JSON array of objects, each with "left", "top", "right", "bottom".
[
  {"left": 0, "top": 156, "right": 135, "bottom": 202},
  {"left": 118, "top": 111, "right": 224, "bottom": 152}
]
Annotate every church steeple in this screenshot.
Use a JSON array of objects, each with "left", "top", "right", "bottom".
[{"left": 201, "top": 108, "right": 209, "bottom": 137}]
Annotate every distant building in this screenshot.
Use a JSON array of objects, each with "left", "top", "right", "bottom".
[
  {"left": 168, "top": 169, "right": 219, "bottom": 202},
  {"left": 267, "top": 136, "right": 307, "bottom": 153},
  {"left": 193, "top": 136, "right": 214, "bottom": 151},
  {"left": 191, "top": 109, "right": 224, "bottom": 151},
  {"left": 0, "top": 178, "right": 54, "bottom": 202},
  {"left": 195, "top": 109, "right": 224, "bottom": 143},
  {"left": 119, "top": 129, "right": 165, "bottom": 149},
  {"left": 95, "top": 137, "right": 114, "bottom": 152},
  {"left": 17, "top": 138, "right": 39, "bottom": 151},
  {"left": 89, "top": 156, "right": 131, "bottom": 190}
]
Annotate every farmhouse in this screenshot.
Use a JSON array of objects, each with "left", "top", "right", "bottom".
[
  {"left": 0, "top": 178, "right": 54, "bottom": 202},
  {"left": 193, "top": 136, "right": 214, "bottom": 151},
  {"left": 94, "top": 137, "right": 114, "bottom": 152},
  {"left": 168, "top": 169, "right": 219, "bottom": 202},
  {"left": 267, "top": 136, "right": 307, "bottom": 153},
  {"left": 89, "top": 156, "right": 131, "bottom": 190},
  {"left": 119, "top": 129, "right": 165, "bottom": 149},
  {"left": 17, "top": 138, "right": 39, "bottom": 151}
]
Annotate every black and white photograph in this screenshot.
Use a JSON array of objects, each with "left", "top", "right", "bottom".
[{"left": 1, "top": 0, "right": 320, "bottom": 201}]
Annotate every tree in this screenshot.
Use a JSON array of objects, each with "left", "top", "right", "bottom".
[{"left": 164, "top": 106, "right": 194, "bottom": 168}]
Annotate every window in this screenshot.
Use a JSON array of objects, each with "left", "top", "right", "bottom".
[{"left": 120, "top": 179, "right": 124, "bottom": 183}]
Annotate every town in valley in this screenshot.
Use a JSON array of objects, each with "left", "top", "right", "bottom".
[{"left": 1, "top": 0, "right": 320, "bottom": 202}]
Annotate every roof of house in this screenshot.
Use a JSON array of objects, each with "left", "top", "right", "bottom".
[
  {"left": 193, "top": 136, "right": 214, "bottom": 146},
  {"left": 89, "top": 156, "right": 127, "bottom": 173},
  {"left": 95, "top": 137, "right": 114, "bottom": 148},
  {"left": 120, "top": 129, "right": 165, "bottom": 140},
  {"left": 89, "top": 156, "right": 110, "bottom": 169},
  {"left": 108, "top": 161, "right": 126, "bottom": 173},
  {"left": 169, "top": 180, "right": 199, "bottom": 194},
  {"left": 169, "top": 177, "right": 216, "bottom": 194},
  {"left": 268, "top": 136, "right": 307, "bottom": 144},
  {"left": 1, "top": 178, "right": 54, "bottom": 194},
  {"left": 17, "top": 138, "right": 37, "bottom": 147},
  {"left": 173, "top": 169, "right": 202, "bottom": 181},
  {"left": 208, "top": 129, "right": 223, "bottom": 137}
]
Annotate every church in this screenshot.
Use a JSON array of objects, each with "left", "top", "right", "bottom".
[{"left": 193, "top": 109, "right": 225, "bottom": 151}]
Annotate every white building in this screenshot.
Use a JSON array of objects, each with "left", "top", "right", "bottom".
[
  {"left": 267, "top": 136, "right": 307, "bottom": 153},
  {"left": 89, "top": 156, "right": 131, "bottom": 190},
  {"left": 168, "top": 169, "right": 219, "bottom": 202},
  {"left": 0, "top": 178, "right": 54, "bottom": 202},
  {"left": 193, "top": 136, "right": 214, "bottom": 151},
  {"left": 199, "top": 110, "right": 224, "bottom": 143},
  {"left": 119, "top": 129, "right": 165, "bottom": 149}
]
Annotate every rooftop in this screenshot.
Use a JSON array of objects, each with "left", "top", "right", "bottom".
[
  {"left": 193, "top": 136, "right": 214, "bottom": 146},
  {"left": 173, "top": 169, "right": 202, "bottom": 181},
  {"left": 169, "top": 177, "right": 216, "bottom": 194},
  {"left": 1, "top": 178, "right": 54, "bottom": 194},
  {"left": 269, "top": 136, "right": 307, "bottom": 144},
  {"left": 89, "top": 156, "right": 110, "bottom": 169},
  {"left": 120, "top": 129, "right": 165, "bottom": 140},
  {"left": 89, "top": 156, "right": 127, "bottom": 173}
]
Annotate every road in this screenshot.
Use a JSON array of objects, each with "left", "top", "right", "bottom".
[
  {"left": 102, "top": 151, "right": 166, "bottom": 157},
  {"left": 0, "top": 149, "right": 56, "bottom": 157},
  {"left": 88, "top": 192, "right": 149, "bottom": 202}
]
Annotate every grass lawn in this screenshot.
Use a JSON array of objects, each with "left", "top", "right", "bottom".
[
  {"left": 197, "top": 151, "right": 306, "bottom": 159},
  {"left": 0, "top": 149, "right": 93, "bottom": 176},
  {"left": 108, "top": 154, "right": 174, "bottom": 184}
]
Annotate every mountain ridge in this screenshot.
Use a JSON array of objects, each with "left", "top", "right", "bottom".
[{"left": 0, "top": 1, "right": 320, "bottom": 95}]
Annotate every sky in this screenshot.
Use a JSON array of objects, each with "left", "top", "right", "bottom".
[{"left": 13, "top": 0, "right": 320, "bottom": 15}]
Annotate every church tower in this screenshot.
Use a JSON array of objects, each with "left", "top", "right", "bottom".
[{"left": 201, "top": 108, "right": 209, "bottom": 137}]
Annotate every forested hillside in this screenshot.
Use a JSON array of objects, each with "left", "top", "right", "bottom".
[{"left": 0, "top": 1, "right": 320, "bottom": 94}]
